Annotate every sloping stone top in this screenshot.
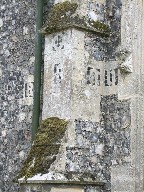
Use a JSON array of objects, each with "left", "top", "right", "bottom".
[
  {"left": 16, "top": 117, "right": 68, "bottom": 180},
  {"left": 41, "top": 1, "right": 110, "bottom": 36},
  {"left": 16, "top": 117, "right": 105, "bottom": 185}
]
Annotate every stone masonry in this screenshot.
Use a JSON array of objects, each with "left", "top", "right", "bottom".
[
  {"left": 19, "top": 0, "right": 137, "bottom": 191},
  {"left": 0, "top": 0, "right": 36, "bottom": 191},
  {"left": 1, "top": 0, "right": 144, "bottom": 192},
  {"left": 0, "top": 1, "right": 55, "bottom": 191}
]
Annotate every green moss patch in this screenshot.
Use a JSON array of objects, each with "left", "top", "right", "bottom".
[
  {"left": 41, "top": 1, "right": 110, "bottom": 36},
  {"left": 41, "top": 1, "right": 78, "bottom": 34},
  {"left": 16, "top": 117, "right": 68, "bottom": 180},
  {"left": 90, "top": 20, "right": 110, "bottom": 33}
]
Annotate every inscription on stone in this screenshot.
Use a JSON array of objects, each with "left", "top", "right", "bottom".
[
  {"left": 54, "top": 63, "right": 62, "bottom": 84},
  {"left": 86, "top": 67, "right": 118, "bottom": 86},
  {"left": 24, "top": 82, "right": 33, "bottom": 98},
  {"left": 86, "top": 67, "right": 100, "bottom": 86},
  {"left": 53, "top": 35, "right": 64, "bottom": 51}
]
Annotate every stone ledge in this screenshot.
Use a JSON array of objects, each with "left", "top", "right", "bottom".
[
  {"left": 19, "top": 179, "right": 105, "bottom": 186},
  {"left": 41, "top": 1, "right": 110, "bottom": 36}
]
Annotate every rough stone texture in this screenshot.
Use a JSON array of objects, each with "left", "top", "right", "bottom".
[
  {"left": 2, "top": 0, "right": 144, "bottom": 192},
  {"left": 0, "top": 0, "right": 36, "bottom": 191},
  {"left": 111, "top": 165, "right": 135, "bottom": 192},
  {"left": 118, "top": 0, "right": 144, "bottom": 191},
  {"left": 66, "top": 95, "right": 131, "bottom": 192},
  {"left": 41, "top": 1, "right": 110, "bottom": 35},
  {"left": 58, "top": 91, "right": 130, "bottom": 192},
  {"left": 19, "top": 0, "right": 128, "bottom": 190},
  {"left": 0, "top": 0, "right": 57, "bottom": 191},
  {"left": 17, "top": 117, "right": 68, "bottom": 180},
  {"left": 19, "top": 0, "right": 129, "bottom": 191},
  {"left": 84, "top": 0, "right": 121, "bottom": 62}
]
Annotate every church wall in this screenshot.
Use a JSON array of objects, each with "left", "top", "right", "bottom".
[
  {"left": 0, "top": 1, "right": 36, "bottom": 191},
  {"left": 1, "top": 0, "right": 144, "bottom": 192}
]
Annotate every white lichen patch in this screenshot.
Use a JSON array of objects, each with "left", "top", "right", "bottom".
[
  {"left": 0, "top": 18, "right": 3, "bottom": 27},
  {"left": 95, "top": 144, "right": 104, "bottom": 155},
  {"left": 18, "top": 112, "right": 26, "bottom": 121},
  {"left": 0, "top": 67, "right": 2, "bottom": 76},
  {"left": 23, "top": 26, "right": 29, "bottom": 35},
  {"left": 19, "top": 151, "right": 26, "bottom": 159},
  {"left": 1, "top": 130, "right": 7, "bottom": 137},
  {"left": 29, "top": 56, "right": 35, "bottom": 65},
  {"left": 88, "top": 11, "right": 99, "bottom": 21}
]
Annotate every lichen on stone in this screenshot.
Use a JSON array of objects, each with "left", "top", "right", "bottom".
[
  {"left": 89, "top": 20, "right": 110, "bottom": 33},
  {"left": 41, "top": 1, "right": 110, "bottom": 36},
  {"left": 16, "top": 117, "right": 68, "bottom": 180},
  {"left": 41, "top": 1, "right": 78, "bottom": 34}
]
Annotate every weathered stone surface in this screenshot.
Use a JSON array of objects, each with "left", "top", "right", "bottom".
[
  {"left": 2, "top": 0, "right": 144, "bottom": 192},
  {"left": 111, "top": 165, "right": 135, "bottom": 192},
  {"left": 0, "top": 0, "right": 36, "bottom": 191},
  {"left": 22, "top": 1, "right": 128, "bottom": 188},
  {"left": 19, "top": 0, "right": 131, "bottom": 191},
  {"left": 0, "top": 0, "right": 57, "bottom": 191},
  {"left": 66, "top": 95, "right": 131, "bottom": 191},
  {"left": 41, "top": 1, "right": 110, "bottom": 35},
  {"left": 17, "top": 117, "right": 68, "bottom": 180}
]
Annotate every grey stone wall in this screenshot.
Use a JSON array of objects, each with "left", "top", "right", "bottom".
[
  {"left": 0, "top": 0, "right": 136, "bottom": 192},
  {"left": 18, "top": 1, "right": 124, "bottom": 192},
  {"left": 0, "top": 0, "right": 36, "bottom": 191},
  {"left": 66, "top": 95, "right": 131, "bottom": 192},
  {"left": 85, "top": 0, "right": 121, "bottom": 62}
]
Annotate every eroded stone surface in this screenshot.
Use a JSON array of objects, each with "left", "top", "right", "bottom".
[
  {"left": 0, "top": 0, "right": 36, "bottom": 191},
  {"left": 2, "top": 0, "right": 144, "bottom": 192},
  {"left": 66, "top": 95, "right": 131, "bottom": 191}
]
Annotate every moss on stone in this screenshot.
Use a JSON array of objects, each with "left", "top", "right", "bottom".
[
  {"left": 41, "top": 1, "right": 110, "bottom": 36},
  {"left": 41, "top": 1, "right": 78, "bottom": 34},
  {"left": 16, "top": 117, "right": 68, "bottom": 180},
  {"left": 90, "top": 20, "right": 109, "bottom": 33}
]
